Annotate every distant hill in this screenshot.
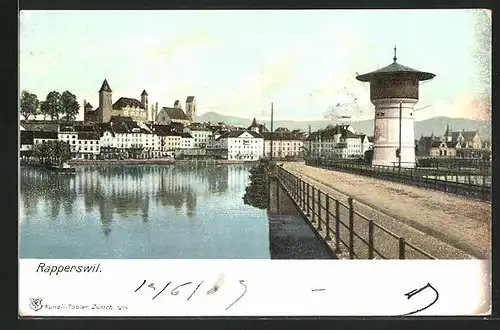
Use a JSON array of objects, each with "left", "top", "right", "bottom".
[{"left": 198, "top": 112, "right": 492, "bottom": 140}]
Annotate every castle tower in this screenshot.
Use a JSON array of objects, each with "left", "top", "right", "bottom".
[
  {"left": 141, "top": 89, "right": 148, "bottom": 111},
  {"left": 186, "top": 96, "right": 196, "bottom": 123},
  {"left": 98, "top": 79, "right": 113, "bottom": 123},
  {"left": 356, "top": 47, "right": 435, "bottom": 168}
]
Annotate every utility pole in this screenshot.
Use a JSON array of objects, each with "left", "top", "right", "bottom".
[
  {"left": 270, "top": 102, "right": 274, "bottom": 161},
  {"left": 398, "top": 101, "right": 402, "bottom": 170},
  {"left": 308, "top": 124, "right": 312, "bottom": 158}
]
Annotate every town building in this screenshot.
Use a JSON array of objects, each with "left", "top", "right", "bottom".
[
  {"left": 248, "top": 118, "right": 268, "bottom": 134},
  {"left": 33, "top": 131, "right": 58, "bottom": 145},
  {"left": 84, "top": 79, "right": 149, "bottom": 123},
  {"left": 307, "top": 124, "right": 370, "bottom": 159},
  {"left": 216, "top": 130, "right": 264, "bottom": 161},
  {"left": 418, "top": 125, "right": 485, "bottom": 159},
  {"left": 156, "top": 107, "right": 191, "bottom": 126},
  {"left": 180, "top": 132, "right": 194, "bottom": 149},
  {"left": 262, "top": 131, "right": 304, "bottom": 159},
  {"left": 76, "top": 132, "right": 101, "bottom": 159},
  {"left": 184, "top": 126, "right": 213, "bottom": 148}
]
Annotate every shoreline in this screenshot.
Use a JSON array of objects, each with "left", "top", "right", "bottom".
[{"left": 63, "top": 159, "right": 260, "bottom": 165}]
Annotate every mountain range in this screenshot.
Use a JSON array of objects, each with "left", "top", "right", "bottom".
[{"left": 198, "top": 112, "right": 492, "bottom": 140}]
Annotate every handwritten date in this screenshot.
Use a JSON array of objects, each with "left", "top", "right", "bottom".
[{"left": 134, "top": 279, "right": 247, "bottom": 311}]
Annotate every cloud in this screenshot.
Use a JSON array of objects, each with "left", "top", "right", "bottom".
[
  {"left": 203, "top": 53, "right": 298, "bottom": 113},
  {"left": 425, "top": 93, "right": 491, "bottom": 121},
  {"left": 147, "top": 29, "right": 215, "bottom": 59}
]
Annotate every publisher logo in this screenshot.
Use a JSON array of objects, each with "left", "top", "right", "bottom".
[{"left": 29, "top": 297, "right": 43, "bottom": 312}]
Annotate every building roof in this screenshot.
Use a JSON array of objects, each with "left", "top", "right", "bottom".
[
  {"left": 462, "top": 131, "right": 478, "bottom": 141},
  {"left": 174, "top": 100, "right": 181, "bottom": 108},
  {"left": 356, "top": 50, "right": 435, "bottom": 82},
  {"left": 368, "top": 136, "right": 374, "bottom": 143},
  {"left": 217, "top": 130, "right": 263, "bottom": 140},
  {"left": 33, "top": 131, "right": 58, "bottom": 139},
  {"left": 110, "top": 115, "right": 134, "bottom": 123},
  {"left": 21, "top": 122, "right": 59, "bottom": 132},
  {"left": 59, "top": 124, "right": 75, "bottom": 132},
  {"left": 162, "top": 107, "right": 188, "bottom": 120},
  {"left": 141, "top": 90, "right": 148, "bottom": 96},
  {"left": 181, "top": 132, "right": 193, "bottom": 139},
  {"left": 20, "top": 131, "right": 34, "bottom": 144},
  {"left": 261, "top": 132, "right": 303, "bottom": 141},
  {"left": 186, "top": 96, "right": 195, "bottom": 103},
  {"left": 84, "top": 102, "right": 93, "bottom": 110},
  {"left": 99, "top": 79, "right": 112, "bottom": 93},
  {"left": 77, "top": 132, "right": 100, "bottom": 140},
  {"left": 74, "top": 124, "right": 97, "bottom": 132},
  {"left": 249, "top": 118, "right": 258, "bottom": 128},
  {"left": 113, "top": 97, "right": 144, "bottom": 110}
]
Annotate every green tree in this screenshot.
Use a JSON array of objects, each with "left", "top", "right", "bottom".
[
  {"left": 61, "top": 90, "right": 80, "bottom": 122},
  {"left": 39, "top": 101, "right": 48, "bottom": 121},
  {"left": 20, "top": 90, "right": 39, "bottom": 120},
  {"left": 44, "top": 91, "right": 62, "bottom": 121}
]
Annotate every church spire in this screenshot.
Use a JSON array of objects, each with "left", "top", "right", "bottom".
[
  {"left": 393, "top": 46, "right": 397, "bottom": 63},
  {"left": 99, "top": 79, "right": 112, "bottom": 93}
]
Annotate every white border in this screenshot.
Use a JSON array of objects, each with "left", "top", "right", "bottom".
[{"left": 19, "top": 259, "right": 491, "bottom": 317}]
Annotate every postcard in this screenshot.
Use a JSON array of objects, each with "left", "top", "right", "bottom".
[{"left": 19, "top": 9, "right": 492, "bottom": 317}]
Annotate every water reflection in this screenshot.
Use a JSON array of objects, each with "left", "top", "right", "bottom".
[
  {"left": 20, "top": 164, "right": 230, "bottom": 236},
  {"left": 20, "top": 164, "right": 272, "bottom": 259}
]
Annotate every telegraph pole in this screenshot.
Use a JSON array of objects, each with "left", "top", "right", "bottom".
[
  {"left": 308, "top": 124, "right": 312, "bottom": 158},
  {"left": 270, "top": 102, "right": 274, "bottom": 161},
  {"left": 398, "top": 101, "right": 402, "bottom": 169}
]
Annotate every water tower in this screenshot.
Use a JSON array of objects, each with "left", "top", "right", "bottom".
[{"left": 356, "top": 47, "right": 435, "bottom": 168}]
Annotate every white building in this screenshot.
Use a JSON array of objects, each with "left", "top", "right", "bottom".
[
  {"left": 185, "top": 127, "right": 213, "bottom": 148},
  {"left": 75, "top": 132, "right": 100, "bottom": 159},
  {"left": 180, "top": 132, "right": 194, "bottom": 149},
  {"left": 309, "top": 125, "right": 371, "bottom": 159},
  {"left": 217, "top": 130, "right": 264, "bottom": 161}
]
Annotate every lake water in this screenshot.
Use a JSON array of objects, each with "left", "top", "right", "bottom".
[{"left": 19, "top": 164, "right": 332, "bottom": 259}]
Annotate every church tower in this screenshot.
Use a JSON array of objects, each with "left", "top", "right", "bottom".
[
  {"left": 141, "top": 89, "right": 148, "bottom": 111},
  {"left": 98, "top": 79, "right": 113, "bottom": 123},
  {"left": 186, "top": 96, "right": 196, "bottom": 123}
]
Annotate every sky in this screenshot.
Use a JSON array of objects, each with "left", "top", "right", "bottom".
[{"left": 19, "top": 9, "right": 491, "bottom": 122}]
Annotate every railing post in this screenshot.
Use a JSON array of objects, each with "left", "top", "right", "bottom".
[
  {"left": 399, "top": 237, "right": 405, "bottom": 259},
  {"left": 434, "top": 169, "right": 437, "bottom": 190},
  {"left": 317, "top": 190, "right": 322, "bottom": 231},
  {"left": 348, "top": 197, "right": 354, "bottom": 259},
  {"left": 311, "top": 187, "right": 316, "bottom": 223},
  {"left": 296, "top": 176, "right": 299, "bottom": 200},
  {"left": 335, "top": 199, "right": 340, "bottom": 253},
  {"left": 325, "top": 195, "right": 331, "bottom": 240},
  {"left": 482, "top": 174, "right": 486, "bottom": 200},
  {"left": 368, "top": 220, "right": 374, "bottom": 259},
  {"left": 306, "top": 182, "right": 311, "bottom": 216},
  {"left": 444, "top": 173, "right": 447, "bottom": 192}
]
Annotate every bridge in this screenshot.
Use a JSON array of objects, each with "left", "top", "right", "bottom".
[{"left": 271, "top": 162, "right": 491, "bottom": 260}]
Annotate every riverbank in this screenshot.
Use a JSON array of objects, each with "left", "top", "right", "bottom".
[{"left": 64, "top": 158, "right": 260, "bottom": 165}]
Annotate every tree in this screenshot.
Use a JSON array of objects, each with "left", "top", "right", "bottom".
[
  {"left": 61, "top": 90, "right": 80, "bottom": 122},
  {"left": 44, "top": 91, "right": 62, "bottom": 121},
  {"left": 39, "top": 101, "right": 48, "bottom": 121},
  {"left": 364, "top": 149, "right": 374, "bottom": 164},
  {"left": 20, "top": 90, "right": 39, "bottom": 120}
]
